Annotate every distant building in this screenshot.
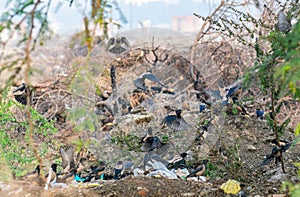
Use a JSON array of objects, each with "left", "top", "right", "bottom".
[{"left": 172, "top": 15, "right": 202, "bottom": 33}]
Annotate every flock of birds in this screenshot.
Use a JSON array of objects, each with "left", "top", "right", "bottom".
[{"left": 10, "top": 9, "right": 296, "bottom": 191}]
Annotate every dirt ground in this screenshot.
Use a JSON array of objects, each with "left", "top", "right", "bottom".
[{"left": 1, "top": 33, "right": 299, "bottom": 197}]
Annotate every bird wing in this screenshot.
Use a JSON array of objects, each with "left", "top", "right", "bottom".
[
  {"left": 277, "top": 11, "right": 291, "bottom": 33},
  {"left": 105, "top": 37, "right": 115, "bottom": 51},
  {"left": 143, "top": 72, "right": 166, "bottom": 87},
  {"left": 13, "top": 83, "right": 26, "bottom": 93},
  {"left": 60, "top": 147, "right": 72, "bottom": 169},
  {"left": 121, "top": 36, "right": 130, "bottom": 47},
  {"left": 134, "top": 77, "right": 147, "bottom": 90},
  {"left": 109, "top": 46, "right": 126, "bottom": 54}
]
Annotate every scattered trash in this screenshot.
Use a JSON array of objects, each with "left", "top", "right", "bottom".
[{"left": 220, "top": 179, "right": 241, "bottom": 195}]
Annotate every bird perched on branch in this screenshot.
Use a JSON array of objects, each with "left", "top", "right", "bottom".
[
  {"left": 105, "top": 36, "right": 130, "bottom": 55},
  {"left": 133, "top": 70, "right": 168, "bottom": 92},
  {"left": 13, "top": 82, "right": 33, "bottom": 105},
  {"left": 277, "top": 10, "right": 291, "bottom": 33},
  {"left": 162, "top": 109, "right": 191, "bottom": 131}
]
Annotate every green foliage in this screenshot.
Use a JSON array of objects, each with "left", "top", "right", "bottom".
[
  {"left": 275, "top": 20, "right": 300, "bottom": 99},
  {"left": 0, "top": 99, "right": 57, "bottom": 171},
  {"left": 111, "top": 134, "right": 141, "bottom": 151}
]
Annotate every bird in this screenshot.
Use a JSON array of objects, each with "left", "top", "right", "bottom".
[
  {"left": 256, "top": 109, "right": 264, "bottom": 120},
  {"left": 186, "top": 159, "right": 208, "bottom": 179},
  {"left": 60, "top": 146, "right": 75, "bottom": 174},
  {"left": 141, "top": 135, "right": 167, "bottom": 152},
  {"left": 76, "top": 158, "right": 88, "bottom": 174},
  {"left": 83, "top": 161, "right": 106, "bottom": 182},
  {"left": 13, "top": 82, "right": 33, "bottom": 105},
  {"left": 167, "top": 152, "right": 188, "bottom": 170},
  {"left": 44, "top": 163, "right": 58, "bottom": 190},
  {"left": 277, "top": 11, "right": 291, "bottom": 33},
  {"left": 121, "top": 159, "right": 134, "bottom": 176},
  {"left": 219, "top": 146, "right": 228, "bottom": 163},
  {"left": 140, "top": 127, "right": 153, "bottom": 143},
  {"left": 113, "top": 161, "right": 123, "bottom": 180},
  {"left": 271, "top": 139, "right": 291, "bottom": 152},
  {"left": 133, "top": 70, "right": 167, "bottom": 91},
  {"left": 259, "top": 146, "right": 283, "bottom": 167},
  {"left": 20, "top": 165, "right": 41, "bottom": 180},
  {"left": 162, "top": 109, "right": 191, "bottom": 131},
  {"left": 148, "top": 136, "right": 167, "bottom": 151},
  {"left": 226, "top": 84, "right": 242, "bottom": 100},
  {"left": 105, "top": 36, "right": 130, "bottom": 55},
  {"left": 56, "top": 168, "right": 76, "bottom": 183},
  {"left": 199, "top": 104, "right": 206, "bottom": 113}
]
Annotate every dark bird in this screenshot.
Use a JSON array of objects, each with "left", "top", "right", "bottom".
[
  {"left": 186, "top": 159, "right": 208, "bottom": 179},
  {"left": 133, "top": 70, "right": 167, "bottom": 91},
  {"left": 13, "top": 83, "right": 32, "bottom": 105},
  {"left": 226, "top": 84, "right": 242, "bottom": 100},
  {"left": 148, "top": 136, "right": 167, "bottom": 151},
  {"left": 167, "top": 152, "right": 188, "bottom": 170},
  {"left": 140, "top": 127, "right": 153, "bottom": 143},
  {"left": 259, "top": 146, "right": 282, "bottom": 167},
  {"left": 76, "top": 158, "right": 88, "bottom": 174},
  {"left": 20, "top": 165, "right": 41, "bottom": 180},
  {"left": 114, "top": 161, "right": 123, "bottom": 180},
  {"left": 83, "top": 161, "right": 106, "bottom": 182},
  {"left": 162, "top": 109, "right": 191, "bottom": 131},
  {"left": 105, "top": 36, "right": 130, "bottom": 55},
  {"left": 141, "top": 135, "right": 167, "bottom": 152},
  {"left": 199, "top": 104, "right": 206, "bottom": 113},
  {"left": 219, "top": 146, "right": 228, "bottom": 163},
  {"left": 56, "top": 168, "right": 76, "bottom": 183},
  {"left": 271, "top": 139, "right": 291, "bottom": 152},
  {"left": 60, "top": 147, "right": 75, "bottom": 174},
  {"left": 256, "top": 109, "right": 264, "bottom": 120},
  {"left": 277, "top": 11, "right": 291, "bottom": 33}
]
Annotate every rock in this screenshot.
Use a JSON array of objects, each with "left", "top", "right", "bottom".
[{"left": 246, "top": 144, "right": 257, "bottom": 151}]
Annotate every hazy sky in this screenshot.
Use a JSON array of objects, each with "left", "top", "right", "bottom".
[
  {"left": 1, "top": 0, "right": 218, "bottom": 34},
  {"left": 48, "top": 0, "right": 216, "bottom": 34}
]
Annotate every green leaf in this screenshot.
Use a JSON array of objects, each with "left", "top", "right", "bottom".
[{"left": 295, "top": 123, "right": 300, "bottom": 136}]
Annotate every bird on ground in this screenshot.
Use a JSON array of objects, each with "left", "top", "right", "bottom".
[
  {"left": 277, "top": 10, "right": 291, "bottom": 33},
  {"left": 162, "top": 109, "right": 191, "bottom": 131},
  {"left": 44, "top": 163, "right": 58, "bottom": 190},
  {"left": 219, "top": 146, "right": 228, "bottom": 163},
  {"left": 256, "top": 109, "right": 264, "bottom": 120},
  {"left": 121, "top": 159, "right": 134, "bottom": 176},
  {"left": 140, "top": 127, "right": 153, "bottom": 143},
  {"left": 105, "top": 36, "right": 130, "bottom": 55},
  {"left": 83, "top": 161, "right": 106, "bottom": 182},
  {"left": 226, "top": 84, "right": 242, "bottom": 100},
  {"left": 167, "top": 152, "right": 188, "bottom": 170},
  {"left": 271, "top": 139, "right": 291, "bottom": 152},
  {"left": 13, "top": 82, "right": 32, "bottom": 105},
  {"left": 60, "top": 147, "right": 75, "bottom": 174},
  {"left": 133, "top": 70, "right": 167, "bottom": 91},
  {"left": 186, "top": 159, "right": 208, "bottom": 180},
  {"left": 199, "top": 104, "right": 207, "bottom": 113},
  {"left": 56, "top": 167, "right": 76, "bottom": 183},
  {"left": 114, "top": 161, "right": 123, "bottom": 180},
  {"left": 259, "top": 146, "right": 283, "bottom": 167},
  {"left": 20, "top": 165, "right": 41, "bottom": 180}
]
